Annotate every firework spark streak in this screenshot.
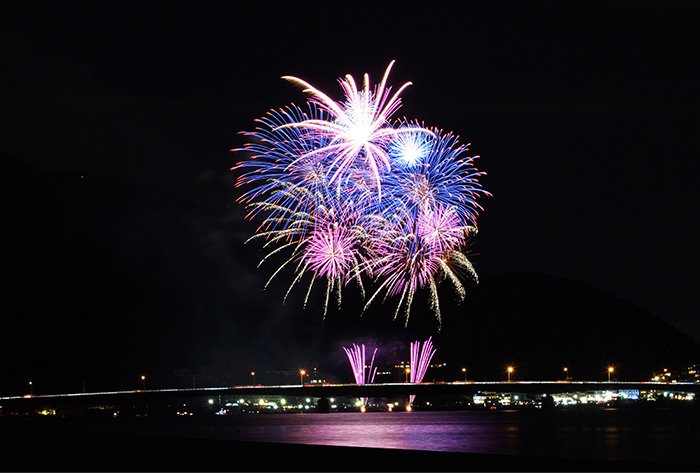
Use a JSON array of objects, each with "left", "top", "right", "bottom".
[
  {"left": 342, "top": 343, "right": 378, "bottom": 408},
  {"left": 408, "top": 337, "right": 437, "bottom": 406},
  {"left": 279, "top": 61, "right": 430, "bottom": 199},
  {"left": 233, "top": 61, "right": 490, "bottom": 328}
]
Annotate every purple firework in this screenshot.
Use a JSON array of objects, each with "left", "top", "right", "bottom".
[
  {"left": 416, "top": 205, "right": 466, "bottom": 255},
  {"left": 242, "top": 184, "right": 370, "bottom": 319},
  {"left": 233, "top": 61, "right": 489, "bottom": 329},
  {"left": 408, "top": 337, "right": 436, "bottom": 406},
  {"left": 342, "top": 343, "right": 378, "bottom": 408},
  {"left": 279, "top": 60, "right": 431, "bottom": 199},
  {"left": 361, "top": 206, "right": 477, "bottom": 328},
  {"left": 305, "top": 223, "right": 357, "bottom": 281}
]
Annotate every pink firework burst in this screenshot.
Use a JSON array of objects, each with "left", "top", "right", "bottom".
[
  {"left": 280, "top": 61, "right": 430, "bottom": 199},
  {"left": 304, "top": 223, "right": 356, "bottom": 281},
  {"left": 363, "top": 216, "right": 440, "bottom": 324},
  {"left": 416, "top": 205, "right": 467, "bottom": 254},
  {"left": 361, "top": 207, "right": 478, "bottom": 329}
]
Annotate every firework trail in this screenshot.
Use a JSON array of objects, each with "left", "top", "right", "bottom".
[
  {"left": 342, "top": 343, "right": 378, "bottom": 408},
  {"left": 233, "top": 61, "right": 489, "bottom": 328},
  {"left": 408, "top": 337, "right": 437, "bottom": 406}
]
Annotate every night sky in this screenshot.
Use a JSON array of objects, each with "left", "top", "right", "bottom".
[{"left": 2, "top": 2, "right": 699, "bottom": 394}]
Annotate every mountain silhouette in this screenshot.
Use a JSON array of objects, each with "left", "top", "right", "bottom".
[{"left": 316, "top": 271, "right": 700, "bottom": 382}]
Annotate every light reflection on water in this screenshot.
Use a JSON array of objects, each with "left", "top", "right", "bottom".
[
  {"left": 135, "top": 408, "right": 700, "bottom": 465},
  {"left": 230, "top": 413, "right": 506, "bottom": 453}
]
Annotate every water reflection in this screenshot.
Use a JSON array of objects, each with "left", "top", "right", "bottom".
[{"left": 134, "top": 407, "right": 700, "bottom": 466}]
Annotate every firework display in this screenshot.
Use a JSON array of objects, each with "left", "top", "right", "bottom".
[
  {"left": 343, "top": 343, "right": 378, "bottom": 408},
  {"left": 408, "top": 336, "right": 437, "bottom": 406},
  {"left": 234, "top": 61, "right": 489, "bottom": 327}
]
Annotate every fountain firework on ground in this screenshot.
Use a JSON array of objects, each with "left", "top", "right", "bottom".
[
  {"left": 342, "top": 343, "right": 378, "bottom": 408},
  {"left": 409, "top": 337, "right": 436, "bottom": 406},
  {"left": 234, "top": 61, "right": 490, "bottom": 328}
]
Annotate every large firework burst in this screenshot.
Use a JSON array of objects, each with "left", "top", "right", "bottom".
[{"left": 233, "top": 61, "right": 489, "bottom": 329}]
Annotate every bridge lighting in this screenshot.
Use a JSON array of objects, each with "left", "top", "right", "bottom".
[
  {"left": 507, "top": 366, "right": 514, "bottom": 382},
  {"left": 4, "top": 380, "right": 700, "bottom": 416}
]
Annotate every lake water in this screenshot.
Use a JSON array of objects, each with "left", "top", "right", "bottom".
[{"left": 118, "top": 406, "right": 700, "bottom": 467}]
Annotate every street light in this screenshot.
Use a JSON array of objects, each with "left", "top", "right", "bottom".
[
  {"left": 250, "top": 371, "right": 256, "bottom": 385},
  {"left": 608, "top": 366, "right": 614, "bottom": 382},
  {"left": 299, "top": 369, "right": 306, "bottom": 385},
  {"left": 563, "top": 367, "right": 569, "bottom": 380},
  {"left": 404, "top": 367, "right": 411, "bottom": 383},
  {"left": 140, "top": 375, "right": 146, "bottom": 390},
  {"left": 507, "top": 366, "right": 514, "bottom": 382},
  {"left": 28, "top": 381, "right": 33, "bottom": 396},
  {"left": 461, "top": 367, "right": 467, "bottom": 382}
]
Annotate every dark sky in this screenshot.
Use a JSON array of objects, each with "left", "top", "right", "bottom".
[{"left": 1, "top": 1, "right": 699, "bottom": 393}]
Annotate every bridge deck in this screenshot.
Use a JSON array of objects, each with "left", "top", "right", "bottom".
[{"left": 1, "top": 381, "right": 697, "bottom": 408}]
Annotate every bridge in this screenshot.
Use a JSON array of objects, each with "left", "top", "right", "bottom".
[{"left": 1, "top": 380, "right": 697, "bottom": 410}]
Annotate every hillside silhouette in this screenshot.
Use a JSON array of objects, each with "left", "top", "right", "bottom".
[{"left": 317, "top": 271, "right": 700, "bottom": 382}]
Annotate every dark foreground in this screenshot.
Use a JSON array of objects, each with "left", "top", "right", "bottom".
[{"left": 1, "top": 417, "right": 697, "bottom": 472}]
